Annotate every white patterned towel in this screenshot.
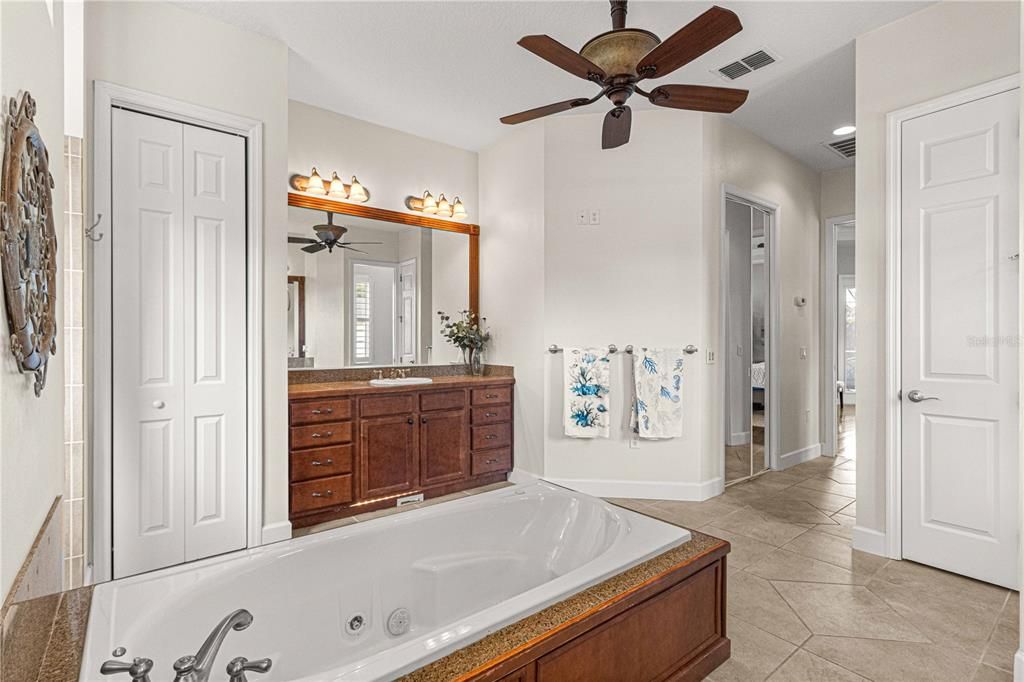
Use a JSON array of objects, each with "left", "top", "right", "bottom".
[
  {"left": 631, "top": 348, "right": 685, "bottom": 439},
  {"left": 564, "top": 347, "right": 611, "bottom": 438}
]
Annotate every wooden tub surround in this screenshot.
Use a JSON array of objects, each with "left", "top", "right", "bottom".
[
  {"left": 401, "top": 530, "right": 730, "bottom": 682},
  {"left": 288, "top": 376, "right": 515, "bottom": 528}
]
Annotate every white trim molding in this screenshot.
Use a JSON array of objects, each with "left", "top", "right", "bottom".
[
  {"left": 778, "top": 443, "right": 822, "bottom": 470},
  {"left": 260, "top": 522, "right": 293, "bottom": 545},
  {"left": 852, "top": 525, "right": 888, "bottom": 557},
  {"left": 544, "top": 477, "right": 724, "bottom": 502},
  {"left": 91, "top": 81, "right": 266, "bottom": 582},
  {"left": 883, "top": 74, "right": 1021, "bottom": 563}
]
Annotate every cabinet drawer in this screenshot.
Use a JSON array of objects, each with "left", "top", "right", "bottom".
[
  {"left": 290, "top": 422, "right": 353, "bottom": 450},
  {"left": 471, "top": 386, "right": 512, "bottom": 406},
  {"left": 290, "top": 445, "right": 353, "bottom": 483},
  {"left": 289, "top": 398, "right": 352, "bottom": 426},
  {"left": 290, "top": 475, "right": 354, "bottom": 514},
  {"left": 472, "top": 423, "right": 512, "bottom": 450},
  {"left": 472, "top": 447, "right": 511, "bottom": 476},
  {"left": 420, "top": 390, "right": 466, "bottom": 412},
  {"left": 472, "top": 404, "right": 511, "bottom": 425},
  {"left": 360, "top": 394, "right": 416, "bottom": 418}
]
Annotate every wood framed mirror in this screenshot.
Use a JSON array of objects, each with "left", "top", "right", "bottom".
[{"left": 287, "top": 192, "right": 479, "bottom": 369}]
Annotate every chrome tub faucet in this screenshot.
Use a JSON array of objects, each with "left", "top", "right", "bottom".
[{"left": 172, "top": 609, "right": 271, "bottom": 682}]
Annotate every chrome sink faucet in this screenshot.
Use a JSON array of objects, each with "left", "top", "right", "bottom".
[
  {"left": 100, "top": 653, "right": 154, "bottom": 681},
  {"left": 173, "top": 609, "right": 270, "bottom": 682}
]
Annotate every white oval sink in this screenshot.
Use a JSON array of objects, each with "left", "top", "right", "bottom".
[{"left": 369, "top": 377, "right": 435, "bottom": 386}]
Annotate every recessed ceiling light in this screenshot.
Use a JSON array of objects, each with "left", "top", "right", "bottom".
[{"left": 833, "top": 125, "right": 856, "bottom": 136}]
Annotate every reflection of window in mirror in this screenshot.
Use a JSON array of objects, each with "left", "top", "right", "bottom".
[{"left": 353, "top": 272, "right": 372, "bottom": 364}]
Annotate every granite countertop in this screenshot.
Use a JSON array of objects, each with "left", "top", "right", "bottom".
[{"left": 289, "top": 374, "right": 515, "bottom": 399}]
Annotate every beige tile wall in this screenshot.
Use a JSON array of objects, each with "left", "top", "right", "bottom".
[{"left": 62, "top": 136, "right": 86, "bottom": 589}]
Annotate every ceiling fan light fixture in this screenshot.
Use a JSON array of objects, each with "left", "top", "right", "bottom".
[
  {"left": 452, "top": 197, "right": 467, "bottom": 219},
  {"left": 306, "top": 167, "right": 326, "bottom": 194},
  {"left": 328, "top": 171, "right": 348, "bottom": 198},
  {"left": 580, "top": 28, "right": 660, "bottom": 77},
  {"left": 348, "top": 176, "right": 369, "bottom": 202}
]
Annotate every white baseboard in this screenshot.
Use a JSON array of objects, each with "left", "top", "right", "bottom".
[
  {"left": 778, "top": 442, "right": 822, "bottom": 470},
  {"left": 509, "top": 468, "right": 539, "bottom": 485},
  {"left": 727, "top": 431, "right": 751, "bottom": 447},
  {"left": 261, "top": 521, "right": 293, "bottom": 544},
  {"left": 1014, "top": 649, "right": 1024, "bottom": 681},
  {"left": 543, "top": 476, "right": 724, "bottom": 502},
  {"left": 852, "top": 525, "right": 888, "bottom": 557}
]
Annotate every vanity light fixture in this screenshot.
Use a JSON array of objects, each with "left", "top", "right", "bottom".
[
  {"left": 406, "top": 189, "right": 468, "bottom": 220},
  {"left": 291, "top": 167, "right": 371, "bottom": 203}
]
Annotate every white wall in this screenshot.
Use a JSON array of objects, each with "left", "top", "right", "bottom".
[
  {"left": 542, "top": 110, "right": 707, "bottom": 495},
  {"left": 855, "top": 0, "right": 1020, "bottom": 537},
  {"left": 703, "top": 117, "right": 823, "bottom": 471},
  {"left": 0, "top": 0, "right": 66, "bottom": 599},
  {"left": 84, "top": 0, "right": 291, "bottom": 533},
  {"left": 479, "top": 125, "right": 546, "bottom": 476},
  {"left": 821, "top": 166, "right": 855, "bottom": 220}
]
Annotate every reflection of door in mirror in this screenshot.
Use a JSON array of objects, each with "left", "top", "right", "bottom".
[
  {"left": 398, "top": 260, "right": 417, "bottom": 364},
  {"left": 288, "top": 276, "right": 306, "bottom": 359},
  {"left": 351, "top": 262, "right": 397, "bottom": 365}
]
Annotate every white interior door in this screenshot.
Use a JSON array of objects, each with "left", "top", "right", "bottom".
[
  {"left": 112, "top": 109, "right": 247, "bottom": 578},
  {"left": 900, "top": 87, "right": 1019, "bottom": 588},
  {"left": 398, "top": 260, "right": 417, "bottom": 364}
]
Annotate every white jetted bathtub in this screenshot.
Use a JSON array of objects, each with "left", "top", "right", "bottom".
[{"left": 82, "top": 481, "right": 689, "bottom": 681}]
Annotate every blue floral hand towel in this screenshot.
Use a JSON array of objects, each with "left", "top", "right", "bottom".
[
  {"left": 631, "top": 348, "right": 685, "bottom": 439},
  {"left": 564, "top": 347, "right": 611, "bottom": 438}
]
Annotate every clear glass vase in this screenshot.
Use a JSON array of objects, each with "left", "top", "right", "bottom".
[{"left": 465, "top": 347, "right": 484, "bottom": 376}]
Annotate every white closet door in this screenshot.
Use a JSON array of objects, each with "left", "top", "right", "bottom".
[
  {"left": 182, "top": 125, "right": 247, "bottom": 561},
  {"left": 900, "top": 88, "right": 1019, "bottom": 588},
  {"left": 112, "top": 110, "right": 247, "bottom": 578},
  {"left": 398, "top": 260, "right": 417, "bottom": 364},
  {"left": 112, "top": 109, "right": 187, "bottom": 578}
]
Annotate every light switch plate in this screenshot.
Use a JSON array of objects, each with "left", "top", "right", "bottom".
[
  {"left": 706, "top": 349, "right": 716, "bottom": 364},
  {"left": 799, "top": 346, "right": 808, "bottom": 360},
  {"left": 576, "top": 209, "right": 588, "bottom": 226}
]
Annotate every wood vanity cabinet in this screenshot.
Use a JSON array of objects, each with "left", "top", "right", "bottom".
[{"left": 288, "top": 377, "right": 514, "bottom": 528}]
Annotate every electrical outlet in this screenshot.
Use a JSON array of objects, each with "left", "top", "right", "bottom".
[
  {"left": 589, "top": 209, "right": 601, "bottom": 225},
  {"left": 799, "top": 346, "right": 808, "bottom": 360},
  {"left": 706, "top": 349, "right": 716, "bottom": 364},
  {"left": 576, "top": 209, "right": 587, "bottom": 226}
]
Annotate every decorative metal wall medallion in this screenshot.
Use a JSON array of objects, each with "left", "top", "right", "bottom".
[{"left": 0, "top": 91, "right": 57, "bottom": 396}]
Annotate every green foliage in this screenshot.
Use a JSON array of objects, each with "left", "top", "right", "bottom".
[{"left": 436, "top": 310, "right": 491, "bottom": 351}]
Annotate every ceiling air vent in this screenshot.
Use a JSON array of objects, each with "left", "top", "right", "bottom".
[
  {"left": 825, "top": 136, "right": 856, "bottom": 159},
  {"left": 741, "top": 50, "right": 775, "bottom": 71},
  {"left": 718, "top": 60, "right": 752, "bottom": 80}
]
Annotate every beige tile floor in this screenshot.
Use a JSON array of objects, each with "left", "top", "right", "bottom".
[{"left": 610, "top": 408, "right": 1019, "bottom": 681}]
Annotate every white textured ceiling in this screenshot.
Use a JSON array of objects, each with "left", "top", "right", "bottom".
[{"left": 180, "top": 1, "right": 930, "bottom": 170}]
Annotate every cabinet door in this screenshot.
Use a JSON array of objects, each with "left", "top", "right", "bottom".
[
  {"left": 359, "top": 414, "right": 418, "bottom": 498},
  {"left": 420, "top": 409, "right": 468, "bottom": 487}
]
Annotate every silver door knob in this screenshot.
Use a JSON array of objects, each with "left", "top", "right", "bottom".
[
  {"left": 152, "top": 400, "right": 165, "bottom": 409},
  {"left": 906, "top": 390, "right": 939, "bottom": 403}
]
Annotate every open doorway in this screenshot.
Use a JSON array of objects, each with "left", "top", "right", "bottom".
[
  {"left": 822, "top": 216, "right": 856, "bottom": 460},
  {"left": 723, "top": 194, "right": 776, "bottom": 485}
]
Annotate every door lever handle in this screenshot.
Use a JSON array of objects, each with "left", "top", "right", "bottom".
[{"left": 906, "top": 389, "right": 939, "bottom": 403}]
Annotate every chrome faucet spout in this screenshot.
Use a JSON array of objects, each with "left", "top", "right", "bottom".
[{"left": 173, "top": 609, "right": 253, "bottom": 682}]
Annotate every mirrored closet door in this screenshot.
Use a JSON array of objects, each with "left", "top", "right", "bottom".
[{"left": 724, "top": 198, "right": 771, "bottom": 484}]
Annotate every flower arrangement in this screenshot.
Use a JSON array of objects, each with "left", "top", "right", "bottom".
[{"left": 436, "top": 310, "right": 491, "bottom": 351}]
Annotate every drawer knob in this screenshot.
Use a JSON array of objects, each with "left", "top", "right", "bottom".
[
  {"left": 311, "top": 490, "right": 333, "bottom": 498},
  {"left": 311, "top": 431, "right": 332, "bottom": 438},
  {"left": 407, "top": 417, "right": 415, "bottom": 425},
  {"left": 311, "top": 459, "right": 333, "bottom": 466},
  {"left": 311, "top": 407, "right": 334, "bottom": 415},
  {"left": 485, "top": 434, "right": 498, "bottom": 440},
  {"left": 421, "top": 416, "right": 428, "bottom": 424}
]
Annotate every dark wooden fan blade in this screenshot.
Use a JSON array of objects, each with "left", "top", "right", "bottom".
[
  {"left": 301, "top": 243, "right": 327, "bottom": 254},
  {"left": 649, "top": 84, "right": 748, "bottom": 113},
  {"left": 602, "top": 106, "right": 631, "bottom": 150},
  {"left": 288, "top": 236, "right": 317, "bottom": 244},
  {"left": 501, "top": 97, "right": 594, "bottom": 125},
  {"left": 518, "top": 35, "right": 606, "bottom": 82},
  {"left": 340, "top": 245, "right": 368, "bottom": 255},
  {"left": 636, "top": 6, "right": 742, "bottom": 80}
]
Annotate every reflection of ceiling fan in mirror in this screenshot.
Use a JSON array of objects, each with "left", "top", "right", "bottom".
[{"left": 287, "top": 212, "right": 383, "bottom": 254}]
